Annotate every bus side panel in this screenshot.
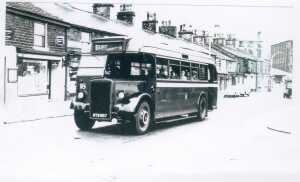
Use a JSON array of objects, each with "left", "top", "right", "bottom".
[
  {"left": 155, "top": 87, "right": 189, "bottom": 118},
  {"left": 155, "top": 83, "right": 209, "bottom": 119}
]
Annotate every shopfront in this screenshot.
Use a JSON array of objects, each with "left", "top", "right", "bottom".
[
  {"left": 3, "top": 46, "right": 65, "bottom": 105},
  {"left": 17, "top": 52, "right": 64, "bottom": 100}
]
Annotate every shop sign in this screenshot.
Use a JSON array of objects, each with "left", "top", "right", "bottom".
[{"left": 55, "top": 36, "right": 65, "bottom": 47}]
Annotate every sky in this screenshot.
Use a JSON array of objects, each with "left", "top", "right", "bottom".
[
  {"left": 1, "top": 0, "right": 299, "bottom": 99},
  {"left": 63, "top": 0, "right": 296, "bottom": 59},
  {"left": 4, "top": 0, "right": 296, "bottom": 58}
]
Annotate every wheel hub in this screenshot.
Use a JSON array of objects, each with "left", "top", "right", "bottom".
[{"left": 139, "top": 109, "right": 149, "bottom": 128}]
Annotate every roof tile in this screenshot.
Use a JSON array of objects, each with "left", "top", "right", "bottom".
[{"left": 6, "top": 2, "right": 62, "bottom": 21}]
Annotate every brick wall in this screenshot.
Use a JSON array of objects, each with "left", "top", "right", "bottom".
[
  {"left": 5, "top": 12, "right": 66, "bottom": 53},
  {"left": 47, "top": 23, "right": 66, "bottom": 53},
  {"left": 6, "top": 13, "right": 34, "bottom": 49}
]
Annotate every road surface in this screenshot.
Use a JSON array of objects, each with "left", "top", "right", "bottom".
[{"left": 0, "top": 91, "right": 299, "bottom": 182}]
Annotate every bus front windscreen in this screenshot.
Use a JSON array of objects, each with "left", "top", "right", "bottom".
[{"left": 77, "top": 55, "right": 107, "bottom": 76}]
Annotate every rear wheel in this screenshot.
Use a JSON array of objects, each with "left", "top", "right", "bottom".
[
  {"left": 197, "top": 96, "right": 208, "bottom": 121},
  {"left": 74, "top": 109, "right": 95, "bottom": 130},
  {"left": 132, "top": 101, "right": 151, "bottom": 135}
]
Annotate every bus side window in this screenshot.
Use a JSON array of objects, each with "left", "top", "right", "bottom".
[
  {"left": 181, "top": 61, "right": 191, "bottom": 80},
  {"left": 207, "top": 67, "right": 210, "bottom": 81},
  {"left": 169, "top": 60, "right": 180, "bottom": 79},
  {"left": 156, "top": 58, "right": 169, "bottom": 79},
  {"left": 199, "top": 64, "right": 208, "bottom": 80},
  {"left": 191, "top": 63, "right": 199, "bottom": 80},
  {"left": 143, "top": 54, "right": 155, "bottom": 78}
]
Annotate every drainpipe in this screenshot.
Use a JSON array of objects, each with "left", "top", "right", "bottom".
[
  {"left": 255, "top": 60, "right": 258, "bottom": 92},
  {"left": 64, "top": 27, "right": 68, "bottom": 101}
]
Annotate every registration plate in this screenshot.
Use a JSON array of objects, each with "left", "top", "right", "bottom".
[{"left": 92, "top": 113, "right": 108, "bottom": 118}]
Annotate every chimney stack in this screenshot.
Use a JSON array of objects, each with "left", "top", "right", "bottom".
[
  {"left": 92, "top": 3, "right": 114, "bottom": 19},
  {"left": 142, "top": 12, "right": 158, "bottom": 33},
  {"left": 257, "top": 31, "right": 262, "bottom": 41},
  {"left": 226, "top": 34, "right": 236, "bottom": 47},
  {"left": 159, "top": 20, "right": 177, "bottom": 37},
  {"left": 178, "top": 24, "right": 194, "bottom": 42},
  {"left": 256, "top": 31, "right": 262, "bottom": 58},
  {"left": 117, "top": 4, "right": 135, "bottom": 24}
]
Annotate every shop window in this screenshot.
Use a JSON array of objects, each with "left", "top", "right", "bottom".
[
  {"left": 17, "top": 60, "right": 48, "bottom": 96},
  {"left": 34, "top": 22, "right": 47, "bottom": 48}
]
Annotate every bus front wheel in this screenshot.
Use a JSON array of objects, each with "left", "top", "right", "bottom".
[
  {"left": 197, "top": 97, "right": 208, "bottom": 121},
  {"left": 74, "top": 109, "right": 95, "bottom": 130},
  {"left": 132, "top": 101, "right": 151, "bottom": 135}
]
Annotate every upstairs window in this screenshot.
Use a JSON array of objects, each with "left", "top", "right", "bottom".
[
  {"left": 81, "top": 32, "right": 90, "bottom": 43},
  {"left": 34, "top": 22, "right": 47, "bottom": 48}
]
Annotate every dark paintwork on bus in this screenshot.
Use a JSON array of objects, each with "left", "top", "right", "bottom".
[{"left": 74, "top": 52, "right": 218, "bottom": 123}]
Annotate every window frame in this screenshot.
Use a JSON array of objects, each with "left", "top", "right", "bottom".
[
  {"left": 155, "top": 56, "right": 210, "bottom": 82},
  {"left": 33, "top": 22, "right": 48, "bottom": 51}
]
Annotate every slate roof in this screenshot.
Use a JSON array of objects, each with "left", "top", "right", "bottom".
[
  {"left": 6, "top": 2, "right": 63, "bottom": 22},
  {"left": 213, "top": 44, "right": 259, "bottom": 61},
  {"left": 33, "top": 3, "right": 211, "bottom": 56},
  {"left": 222, "top": 46, "right": 258, "bottom": 60},
  {"left": 211, "top": 48, "right": 234, "bottom": 61}
]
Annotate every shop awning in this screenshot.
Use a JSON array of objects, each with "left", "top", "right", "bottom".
[
  {"left": 17, "top": 53, "right": 62, "bottom": 61},
  {"left": 271, "top": 68, "right": 292, "bottom": 78}
]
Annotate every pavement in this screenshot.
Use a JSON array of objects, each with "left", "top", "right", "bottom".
[{"left": 0, "top": 99, "right": 73, "bottom": 124}]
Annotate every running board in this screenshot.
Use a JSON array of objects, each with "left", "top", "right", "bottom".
[{"left": 156, "top": 114, "right": 198, "bottom": 123}]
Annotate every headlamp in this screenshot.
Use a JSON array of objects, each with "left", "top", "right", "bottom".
[
  {"left": 117, "top": 91, "right": 125, "bottom": 99},
  {"left": 77, "top": 92, "right": 85, "bottom": 99},
  {"left": 79, "top": 83, "right": 86, "bottom": 90}
]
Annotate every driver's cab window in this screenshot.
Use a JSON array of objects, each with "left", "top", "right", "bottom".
[{"left": 105, "top": 57, "right": 121, "bottom": 77}]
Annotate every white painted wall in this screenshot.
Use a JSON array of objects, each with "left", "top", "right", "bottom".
[
  {"left": 50, "top": 60, "right": 65, "bottom": 101},
  {"left": 0, "top": 0, "right": 6, "bottom": 105}
]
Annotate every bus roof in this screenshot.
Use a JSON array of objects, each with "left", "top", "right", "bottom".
[
  {"left": 129, "top": 33, "right": 214, "bottom": 64},
  {"left": 92, "top": 34, "right": 214, "bottom": 65}
]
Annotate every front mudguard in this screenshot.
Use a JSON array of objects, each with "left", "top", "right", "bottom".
[{"left": 114, "top": 93, "right": 151, "bottom": 114}]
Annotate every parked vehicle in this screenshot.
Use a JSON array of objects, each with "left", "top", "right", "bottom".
[
  {"left": 223, "top": 86, "right": 239, "bottom": 98},
  {"left": 283, "top": 80, "right": 292, "bottom": 98},
  {"left": 224, "top": 85, "right": 250, "bottom": 98},
  {"left": 238, "top": 84, "right": 251, "bottom": 97}
]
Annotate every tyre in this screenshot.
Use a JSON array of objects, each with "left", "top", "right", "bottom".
[
  {"left": 132, "top": 101, "right": 151, "bottom": 135},
  {"left": 197, "top": 96, "right": 208, "bottom": 121},
  {"left": 74, "top": 109, "right": 95, "bottom": 130}
]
